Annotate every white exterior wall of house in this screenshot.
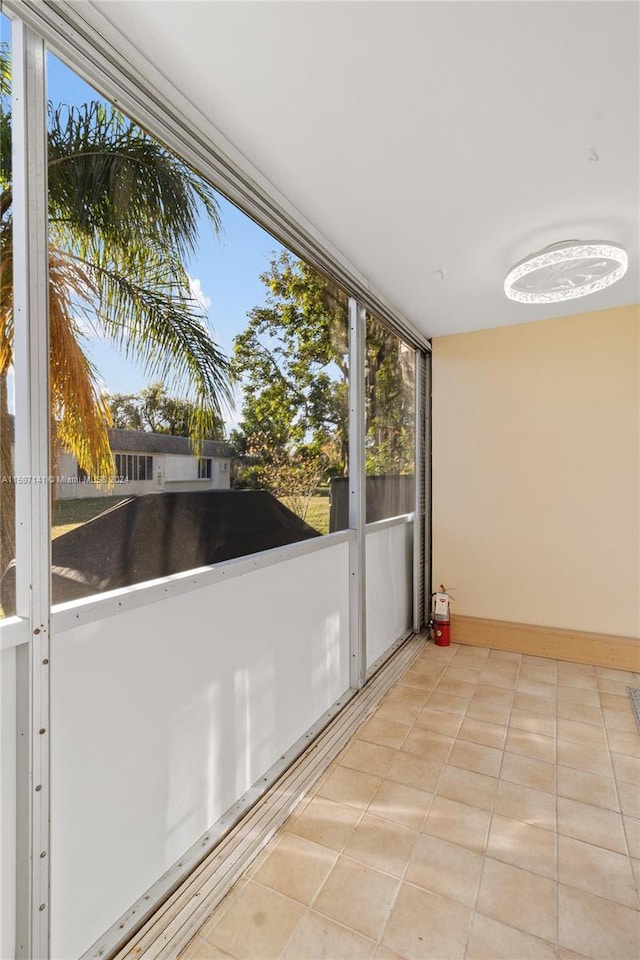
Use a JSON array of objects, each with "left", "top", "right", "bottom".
[{"left": 55, "top": 449, "right": 231, "bottom": 499}]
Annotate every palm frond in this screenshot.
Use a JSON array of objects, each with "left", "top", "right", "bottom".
[
  {"left": 48, "top": 250, "right": 114, "bottom": 480},
  {"left": 47, "top": 102, "right": 222, "bottom": 261}
]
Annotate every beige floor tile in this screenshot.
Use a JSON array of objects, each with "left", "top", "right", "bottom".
[
  {"left": 433, "top": 678, "right": 476, "bottom": 699},
  {"left": 455, "top": 645, "right": 490, "bottom": 661},
  {"left": 179, "top": 936, "right": 236, "bottom": 959},
  {"left": 612, "top": 751, "right": 640, "bottom": 784},
  {"left": 466, "top": 913, "right": 555, "bottom": 960},
  {"left": 493, "top": 779, "right": 556, "bottom": 831},
  {"left": 448, "top": 739, "right": 502, "bottom": 777},
  {"left": 436, "top": 764, "right": 497, "bottom": 811},
  {"left": 422, "top": 795, "right": 491, "bottom": 853},
  {"left": 281, "top": 911, "right": 375, "bottom": 960},
  {"left": 204, "top": 881, "right": 305, "bottom": 960},
  {"left": 410, "top": 651, "right": 444, "bottom": 670},
  {"left": 618, "top": 780, "right": 640, "bottom": 819},
  {"left": 286, "top": 795, "right": 362, "bottom": 852},
  {"left": 424, "top": 691, "right": 469, "bottom": 715},
  {"left": 374, "top": 945, "right": 404, "bottom": 960},
  {"left": 624, "top": 815, "right": 640, "bottom": 859},
  {"left": 414, "top": 706, "right": 463, "bottom": 737},
  {"left": 557, "top": 766, "right": 619, "bottom": 812},
  {"left": 472, "top": 683, "right": 515, "bottom": 706},
  {"left": 457, "top": 717, "right": 507, "bottom": 749},
  {"left": 476, "top": 857, "right": 556, "bottom": 941},
  {"left": 556, "top": 700, "right": 603, "bottom": 726},
  {"left": 515, "top": 677, "right": 557, "bottom": 699},
  {"left": 442, "top": 665, "right": 482, "bottom": 684},
  {"left": 375, "top": 700, "right": 422, "bottom": 726},
  {"left": 252, "top": 833, "right": 337, "bottom": 905},
  {"left": 317, "top": 766, "right": 382, "bottom": 810},
  {"left": 557, "top": 662, "right": 596, "bottom": 684},
  {"left": 505, "top": 728, "right": 555, "bottom": 763},
  {"left": 509, "top": 710, "right": 556, "bottom": 737},
  {"left": 594, "top": 666, "right": 637, "bottom": 681},
  {"left": 558, "top": 884, "right": 640, "bottom": 960},
  {"left": 356, "top": 717, "right": 410, "bottom": 750},
  {"left": 466, "top": 700, "right": 511, "bottom": 725},
  {"left": 556, "top": 949, "right": 591, "bottom": 960},
  {"left": 602, "top": 709, "right": 638, "bottom": 732},
  {"left": 557, "top": 796, "right": 627, "bottom": 853},
  {"left": 633, "top": 858, "right": 640, "bottom": 890},
  {"left": 500, "top": 752, "right": 555, "bottom": 794},
  {"left": 606, "top": 728, "right": 640, "bottom": 758},
  {"left": 557, "top": 740, "right": 612, "bottom": 777},
  {"left": 520, "top": 663, "right": 557, "bottom": 683},
  {"left": 512, "top": 692, "right": 556, "bottom": 716},
  {"left": 487, "top": 814, "right": 556, "bottom": 878},
  {"left": 487, "top": 649, "right": 520, "bottom": 663},
  {"left": 558, "top": 835, "right": 637, "bottom": 908},
  {"left": 339, "top": 739, "right": 396, "bottom": 778},
  {"left": 386, "top": 749, "right": 444, "bottom": 793},
  {"left": 385, "top": 684, "right": 429, "bottom": 708},
  {"left": 558, "top": 718, "right": 608, "bottom": 748},
  {"left": 600, "top": 692, "right": 634, "bottom": 713},
  {"left": 343, "top": 812, "right": 419, "bottom": 877},
  {"left": 313, "top": 857, "right": 399, "bottom": 941},
  {"left": 382, "top": 882, "right": 472, "bottom": 960},
  {"left": 478, "top": 668, "right": 518, "bottom": 689},
  {"left": 557, "top": 685, "right": 600, "bottom": 706},
  {"left": 400, "top": 669, "right": 437, "bottom": 691},
  {"left": 405, "top": 834, "right": 483, "bottom": 907},
  {"left": 367, "top": 779, "right": 433, "bottom": 831},
  {"left": 597, "top": 677, "right": 636, "bottom": 697},
  {"left": 401, "top": 727, "right": 454, "bottom": 763}
]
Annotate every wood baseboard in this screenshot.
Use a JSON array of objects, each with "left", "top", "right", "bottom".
[{"left": 451, "top": 615, "right": 640, "bottom": 672}]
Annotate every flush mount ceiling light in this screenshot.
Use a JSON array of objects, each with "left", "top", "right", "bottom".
[{"left": 504, "top": 241, "right": 628, "bottom": 304}]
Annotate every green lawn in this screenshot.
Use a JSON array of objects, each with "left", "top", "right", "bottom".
[{"left": 303, "top": 492, "right": 331, "bottom": 535}]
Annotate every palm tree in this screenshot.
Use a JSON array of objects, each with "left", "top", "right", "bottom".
[{"left": 0, "top": 43, "right": 232, "bottom": 575}]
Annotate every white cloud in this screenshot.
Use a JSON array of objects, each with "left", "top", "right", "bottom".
[{"left": 188, "top": 275, "right": 212, "bottom": 311}]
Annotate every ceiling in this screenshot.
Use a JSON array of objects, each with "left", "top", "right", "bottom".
[{"left": 88, "top": 0, "right": 639, "bottom": 339}]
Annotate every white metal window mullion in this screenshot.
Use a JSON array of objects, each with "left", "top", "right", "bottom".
[
  {"left": 348, "top": 298, "right": 366, "bottom": 689},
  {"left": 412, "top": 350, "right": 424, "bottom": 633},
  {"left": 11, "top": 17, "right": 51, "bottom": 959}
]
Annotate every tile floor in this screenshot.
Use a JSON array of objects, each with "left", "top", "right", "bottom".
[{"left": 180, "top": 642, "right": 640, "bottom": 960}]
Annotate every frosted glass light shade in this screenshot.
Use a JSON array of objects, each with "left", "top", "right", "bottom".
[{"left": 504, "top": 241, "right": 628, "bottom": 303}]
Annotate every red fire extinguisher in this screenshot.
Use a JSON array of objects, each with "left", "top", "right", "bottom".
[{"left": 432, "top": 585, "right": 451, "bottom": 647}]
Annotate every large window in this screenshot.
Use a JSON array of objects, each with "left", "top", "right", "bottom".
[
  {"left": 364, "top": 314, "right": 416, "bottom": 521},
  {"left": 39, "top": 50, "right": 349, "bottom": 609},
  {"left": 114, "top": 454, "right": 153, "bottom": 482}
]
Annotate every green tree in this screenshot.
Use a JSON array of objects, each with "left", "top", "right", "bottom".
[
  {"left": 106, "top": 382, "right": 225, "bottom": 438},
  {"left": 0, "top": 42, "right": 231, "bottom": 571},
  {"left": 232, "top": 251, "right": 349, "bottom": 490},
  {"left": 231, "top": 252, "right": 415, "bottom": 515}
]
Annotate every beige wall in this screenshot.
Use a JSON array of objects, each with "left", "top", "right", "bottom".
[{"left": 432, "top": 304, "right": 640, "bottom": 638}]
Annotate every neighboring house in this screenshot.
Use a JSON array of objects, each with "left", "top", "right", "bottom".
[{"left": 55, "top": 428, "right": 232, "bottom": 499}]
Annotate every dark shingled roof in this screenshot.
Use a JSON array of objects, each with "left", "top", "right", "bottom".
[
  {"left": 1, "top": 490, "right": 321, "bottom": 612},
  {"left": 108, "top": 429, "right": 232, "bottom": 458}
]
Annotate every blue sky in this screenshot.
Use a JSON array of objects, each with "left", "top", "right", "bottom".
[{"left": 46, "top": 49, "right": 285, "bottom": 431}]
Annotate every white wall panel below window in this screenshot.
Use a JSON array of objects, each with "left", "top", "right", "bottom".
[
  {"left": 50, "top": 541, "right": 350, "bottom": 959},
  {"left": 366, "top": 519, "right": 413, "bottom": 667},
  {"left": 0, "top": 646, "right": 17, "bottom": 960}
]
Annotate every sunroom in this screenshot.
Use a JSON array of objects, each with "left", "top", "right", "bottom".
[{"left": 0, "top": 3, "right": 638, "bottom": 960}]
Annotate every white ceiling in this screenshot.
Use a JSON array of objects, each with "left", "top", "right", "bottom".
[{"left": 89, "top": 0, "right": 639, "bottom": 338}]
